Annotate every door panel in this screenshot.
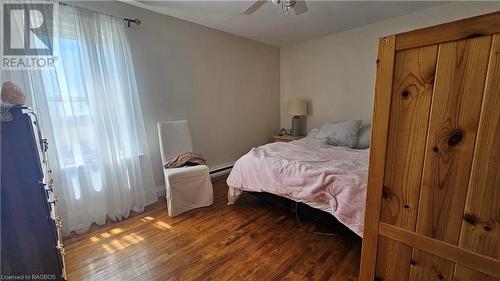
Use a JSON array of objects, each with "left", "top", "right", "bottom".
[
  {"left": 454, "top": 266, "right": 500, "bottom": 281},
  {"left": 366, "top": 36, "right": 500, "bottom": 281},
  {"left": 375, "top": 237, "right": 412, "bottom": 281},
  {"left": 409, "top": 249, "right": 454, "bottom": 281},
  {"left": 380, "top": 45, "right": 438, "bottom": 229},
  {"left": 376, "top": 45, "right": 438, "bottom": 281},
  {"left": 415, "top": 35, "right": 492, "bottom": 244},
  {"left": 360, "top": 13, "right": 500, "bottom": 281},
  {"left": 458, "top": 34, "right": 500, "bottom": 260}
]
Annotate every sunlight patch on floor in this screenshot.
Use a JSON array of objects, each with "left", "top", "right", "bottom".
[
  {"left": 141, "top": 216, "right": 155, "bottom": 222},
  {"left": 101, "top": 244, "right": 114, "bottom": 254},
  {"left": 88, "top": 215, "right": 169, "bottom": 254},
  {"left": 90, "top": 228, "right": 124, "bottom": 242},
  {"left": 138, "top": 215, "right": 173, "bottom": 231},
  {"left": 100, "top": 233, "right": 144, "bottom": 253},
  {"left": 155, "top": 221, "right": 172, "bottom": 230}
]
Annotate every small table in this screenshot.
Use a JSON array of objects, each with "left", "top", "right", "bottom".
[{"left": 273, "top": 135, "right": 304, "bottom": 143}]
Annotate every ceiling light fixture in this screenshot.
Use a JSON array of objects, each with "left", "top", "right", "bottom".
[
  {"left": 242, "top": 0, "right": 308, "bottom": 16},
  {"left": 272, "top": 0, "right": 296, "bottom": 15}
]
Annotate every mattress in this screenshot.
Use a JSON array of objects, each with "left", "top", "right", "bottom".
[{"left": 226, "top": 137, "right": 369, "bottom": 237}]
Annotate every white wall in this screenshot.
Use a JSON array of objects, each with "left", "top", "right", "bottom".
[
  {"left": 77, "top": 1, "right": 280, "bottom": 191},
  {"left": 280, "top": 2, "right": 500, "bottom": 132}
]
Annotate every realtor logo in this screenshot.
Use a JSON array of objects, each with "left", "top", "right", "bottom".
[{"left": 1, "top": 2, "right": 57, "bottom": 69}]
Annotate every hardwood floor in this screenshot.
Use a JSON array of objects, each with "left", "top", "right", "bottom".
[{"left": 65, "top": 177, "right": 361, "bottom": 281}]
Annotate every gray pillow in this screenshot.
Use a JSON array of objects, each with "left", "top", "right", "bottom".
[
  {"left": 321, "top": 120, "right": 362, "bottom": 148},
  {"left": 356, "top": 125, "right": 371, "bottom": 149}
]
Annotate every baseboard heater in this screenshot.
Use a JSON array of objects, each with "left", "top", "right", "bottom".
[{"left": 209, "top": 164, "right": 233, "bottom": 179}]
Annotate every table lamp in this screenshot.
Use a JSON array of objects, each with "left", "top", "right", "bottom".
[{"left": 288, "top": 98, "right": 307, "bottom": 136}]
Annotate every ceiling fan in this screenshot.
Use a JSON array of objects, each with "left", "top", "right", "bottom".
[{"left": 243, "top": 0, "right": 308, "bottom": 15}]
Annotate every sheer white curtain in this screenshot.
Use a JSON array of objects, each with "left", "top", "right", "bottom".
[{"left": 1, "top": 4, "right": 157, "bottom": 235}]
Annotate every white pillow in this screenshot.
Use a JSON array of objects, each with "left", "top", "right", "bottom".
[
  {"left": 356, "top": 125, "right": 371, "bottom": 149},
  {"left": 306, "top": 128, "right": 321, "bottom": 138},
  {"left": 317, "top": 120, "right": 362, "bottom": 148}
]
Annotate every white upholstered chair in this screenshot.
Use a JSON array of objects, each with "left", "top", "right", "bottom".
[{"left": 157, "top": 120, "right": 213, "bottom": 217}]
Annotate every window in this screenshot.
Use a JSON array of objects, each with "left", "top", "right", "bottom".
[{"left": 43, "top": 37, "right": 103, "bottom": 197}]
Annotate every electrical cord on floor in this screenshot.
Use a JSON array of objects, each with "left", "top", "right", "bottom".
[{"left": 294, "top": 201, "right": 347, "bottom": 237}]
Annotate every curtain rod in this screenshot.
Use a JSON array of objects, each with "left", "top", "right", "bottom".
[{"left": 57, "top": 1, "right": 141, "bottom": 28}]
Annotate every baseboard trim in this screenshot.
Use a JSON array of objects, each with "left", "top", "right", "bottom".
[
  {"left": 209, "top": 164, "right": 233, "bottom": 179},
  {"left": 155, "top": 185, "right": 166, "bottom": 198},
  {"left": 209, "top": 163, "right": 234, "bottom": 174}
]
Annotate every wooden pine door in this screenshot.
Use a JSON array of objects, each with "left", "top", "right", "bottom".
[{"left": 360, "top": 12, "right": 500, "bottom": 281}]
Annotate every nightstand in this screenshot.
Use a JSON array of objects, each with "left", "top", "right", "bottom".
[{"left": 273, "top": 135, "right": 304, "bottom": 143}]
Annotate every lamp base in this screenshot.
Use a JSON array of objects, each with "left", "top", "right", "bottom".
[{"left": 290, "top": 116, "right": 301, "bottom": 136}]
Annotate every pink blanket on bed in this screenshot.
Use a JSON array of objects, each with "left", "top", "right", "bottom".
[{"left": 226, "top": 142, "right": 369, "bottom": 236}]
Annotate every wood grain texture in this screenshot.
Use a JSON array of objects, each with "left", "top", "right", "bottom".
[
  {"left": 409, "top": 249, "right": 454, "bottom": 281},
  {"left": 363, "top": 15, "right": 500, "bottom": 281},
  {"left": 381, "top": 45, "right": 438, "bottom": 229},
  {"left": 416, "top": 36, "right": 492, "bottom": 244},
  {"left": 395, "top": 11, "right": 500, "bottom": 51},
  {"left": 375, "top": 237, "right": 412, "bottom": 281},
  {"left": 64, "top": 177, "right": 362, "bottom": 281},
  {"left": 375, "top": 45, "right": 438, "bottom": 281},
  {"left": 379, "top": 222, "right": 500, "bottom": 278},
  {"left": 458, "top": 33, "right": 500, "bottom": 260},
  {"left": 453, "top": 34, "right": 500, "bottom": 281},
  {"left": 454, "top": 267, "right": 500, "bottom": 281},
  {"left": 359, "top": 35, "right": 396, "bottom": 281}
]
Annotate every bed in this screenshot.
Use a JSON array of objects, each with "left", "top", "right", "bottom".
[{"left": 226, "top": 128, "right": 369, "bottom": 237}]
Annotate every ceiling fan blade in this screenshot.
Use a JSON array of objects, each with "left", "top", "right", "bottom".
[
  {"left": 294, "top": 0, "right": 308, "bottom": 15},
  {"left": 242, "top": 0, "right": 266, "bottom": 15}
]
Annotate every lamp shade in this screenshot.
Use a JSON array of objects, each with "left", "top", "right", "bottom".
[{"left": 288, "top": 98, "right": 307, "bottom": 116}]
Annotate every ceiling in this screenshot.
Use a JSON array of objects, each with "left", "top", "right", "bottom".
[{"left": 125, "top": 1, "right": 446, "bottom": 47}]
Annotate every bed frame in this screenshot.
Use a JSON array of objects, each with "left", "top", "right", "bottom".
[
  {"left": 360, "top": 11, "right": 500, "bottom": 281},
  {"left": 247, "top": 191, "right": 359, "bottom": 237}
]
